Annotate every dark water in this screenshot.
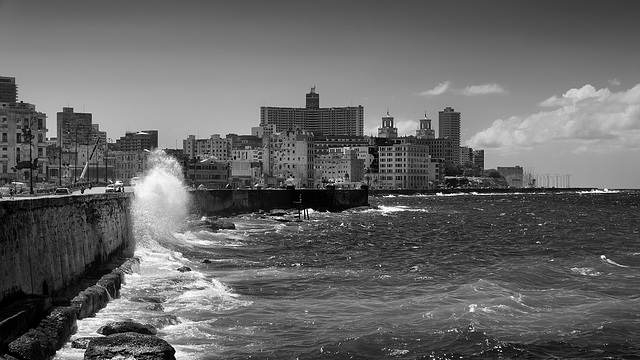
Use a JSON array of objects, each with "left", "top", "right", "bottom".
[{"left": 58, "top": 190, "right": 640, "bottom": 359}]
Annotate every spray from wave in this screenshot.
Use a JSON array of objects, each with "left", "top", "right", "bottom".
[{"left": 132, "top": 149, "right": 191, "bottom": 251}]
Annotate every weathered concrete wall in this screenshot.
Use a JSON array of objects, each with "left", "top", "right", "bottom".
[
  {"left": 0, "top": 194, "right": 134, "bottom": 306},
  {"left": 189, "top": 188, "right": 369, "bottom": 215}
]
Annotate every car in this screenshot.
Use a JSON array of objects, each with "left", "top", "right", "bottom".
[
  {"left": 54, "top": 188, "right": 71, "bottom": 195},
  {"left": 105, "top": 184, "right": 116, "bottom": 193},
  {"left": 114, "top": 180, "right": 124, "bottom": 192}
]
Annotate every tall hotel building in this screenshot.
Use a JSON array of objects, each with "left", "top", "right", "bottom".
[
  {"left": 260, "top": 87, "right": 364, "bottom": 136},
  {"left": 438, "top": 107, "right": 461, "bottom": 165}
]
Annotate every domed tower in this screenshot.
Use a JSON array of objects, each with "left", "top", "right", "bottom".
[
  {"left": 416, "top": 112, "right": 435, "bottom": 139},
  {"left": 377, "top": 110, "right": 398, "bottom": 138}
]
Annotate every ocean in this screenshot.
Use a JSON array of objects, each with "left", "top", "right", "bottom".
[{"left": 55, "top": 153, "right": 640, "bottom": 359}]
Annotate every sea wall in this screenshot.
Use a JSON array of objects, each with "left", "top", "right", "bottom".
[
  {"left": 0, "top": 194, "right": 134, "bottom": 307},
  {"left": 189, "top": 187, "right": 369, "bottom": 215}
]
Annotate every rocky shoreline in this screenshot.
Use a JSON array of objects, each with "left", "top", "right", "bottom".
[{"left": 1, "top": 257, "right": 177, "bottom": 360}]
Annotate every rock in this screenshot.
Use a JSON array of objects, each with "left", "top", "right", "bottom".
[
  {"left": 97, "top": 320, "right": 157, "bottom": 336},
  {"left": 201, "top": 259, "right": 212, "bottom": 264},
  {"left": 176, "top": 266, "right": 191, "bottom": 273},
  {"left": 84, "top": 332, "right": 175, "bottom": 360},
  {"left": 147, "top": 314, "right": 181, "bottom": 329},
  {"left": 145, "top": 303, "right": 165, "bottom": 311},
  {"left": 202, "top": 218, "right": 236, "bottom": 231},
  {"left": 71, "top": 337, "right": 95, "bottom": 349},
  {"left": 130, "top": 296, "right": 166, "bottom": 304},
  {"left": 6, "top": 328, "right": 54, "bottom": 360}
]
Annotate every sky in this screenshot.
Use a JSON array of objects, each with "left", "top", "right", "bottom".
[{"left": 1, "top": 0, "right": 639, "bottom": 189}]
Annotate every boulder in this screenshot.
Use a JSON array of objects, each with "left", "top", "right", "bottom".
[
  {"left": 71, "top": 337, "right": 96, "bottom": 349},
  {"left": 147, "top": 314, "right": 180, "bottom": 329},
  {"left": 97, "top": 320, "right": 157, "bottom": 336},
  {"left": 176, "top": 266, "right": 191, "bottom": 273},
  {"left": 84, "top": 332, "right": 175, "bottom": 360}
]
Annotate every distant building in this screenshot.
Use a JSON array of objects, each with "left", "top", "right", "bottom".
[
  {"left": 0, "top": 76, "right": 17, "bottom": 103},
  {"left": 378, "top": 111, "right": 398, "bottom": 138},
  {"left": 421, "top": 138, "right": 454, "bottom": 165},
  {"left": 57, "top": 107, "right": 94, "bottom": 149},
  {"left": 439, "top": 107, "right": 461, "bottom": 165},
  {"left": 376, "top": 137, "right": 431, "bottom": 189},
  {"left": 416, "top": 113, "right": 435, "bottom": 139},
  {"left": 185, "top": 157, "right": 230, "bottom": 189},
  {"left": 0, "top": 101, "right": 47, "bottom": 181},
  {"left": 314, "top": 147, "right": 365, "bottom": 187},
  {"left": 114, "top": 130, "right": 158, "bottom": 152},
  {"left": 113, "top": 150, "right": 150, "bottom": 183},
  {"left": 260, "top": 87, "right": 364, "bottom": 136},
  {"left": 183, "top": 134, "right": 231, "bottom": 160},
  {"left": 472, "top": 150, "right": 485, "bottom": 170}
]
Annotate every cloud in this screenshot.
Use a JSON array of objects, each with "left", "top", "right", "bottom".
[
  {"left": 467, "top": 83, "right": 640, "bottom": 153},
  {"left": 416, "top": 81, "right": 508, "bottom": 97},
  {"left": 415, "top": 81, "right": 451, "bottom": 96},
  {"left": 609, "top": 78, "right": 621, "bottom": 86},
  {"left": 460, "top": 83, "right": 507, "bottom": 96}
]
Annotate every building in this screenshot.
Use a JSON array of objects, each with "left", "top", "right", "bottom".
[
  {"left": 0, "top": 76, "right": 17, "bottom": 103},
  {"left": 113, "top": 150, "right": 150, "bottom": 183},
  {"left": 263, "top": 129, "right": 314, "bottom": 187},
  {"left": 376, "top": 137, "right": 431, "bottom": 190},
  {"left": 472, "top": 150, "right": 485, "bottom": 170},
  {"left": 260, "top": 87, "right": 364, "bottom": 136},
  {"left": 185, "top": 157, "right": 230, "bottom": 189},
  {"left": 438, "top": 107, "right": 461, "bottom": 165},
  {"left": 114, "top": 130, "right": 158, "bottom": 152},
  {"left": 416, "top": 113, "right": 435, "bottom": 139},
  {"left": 230, "top": 148, "right": 263, "bottom": 188},
  {"left": 183, "top": 134, "right": 231, "bottom": 161},
  {"left": 378, "top": 111, "right": 398, "bottom": 138},
  {"left": 313, "top": 147, "right": 365, "bottom": 188},
  {"left": 0, "top": 101, "right": 48, "bottom": 182},
  {"left": 421, "top": 138, "right": 454, "bottom": 165}
]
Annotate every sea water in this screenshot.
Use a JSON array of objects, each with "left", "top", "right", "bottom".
[{"left": 55, "top": 152, "right": 640, "bottom": 359}]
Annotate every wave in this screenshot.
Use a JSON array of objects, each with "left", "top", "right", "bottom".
[{"left": 600, "top": 255, "right": 629, "bottom": 268}]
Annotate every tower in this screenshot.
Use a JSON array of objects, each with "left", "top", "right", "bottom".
[
  {"left": 378, "top": 111, "right": 398, "bottom": 138},
  {"left": 438, "top": 107, "right": 461, "bottom": 164},
  {"left": 306, "top": 86, "right": 319, "bottom": 109},
  {"left": 416, "top": 112, "right": 435, "bottom": 139}
]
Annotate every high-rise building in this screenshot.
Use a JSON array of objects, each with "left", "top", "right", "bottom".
[
  {"left": 0, "top": 76, "right": 17, "bottom": 103},
  {"left": 57, "top": 107, "right": 94, "bottom": 149},
  {"left": 438, "top": 107, "right": 461, "bottom": 164},
  {"left": 260, "top": 87, "right": 364, "bottom": 136}
]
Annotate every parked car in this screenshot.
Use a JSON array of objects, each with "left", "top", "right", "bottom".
[
  {"left": 54, "top": 188, "right": 71, "bottom": 195},
  {"left": 114, "top": 180, "right": 124, "bottom": 192},
  {"left": 105, "top": 184, "right": 116, "bottom": 193}
]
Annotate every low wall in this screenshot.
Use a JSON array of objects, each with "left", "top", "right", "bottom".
[
  {"left": 0, "top": 194, "right": 134, "bottom": 307},
  {"left": 189, "top": 188, "right": 369, "bottom": 215}
]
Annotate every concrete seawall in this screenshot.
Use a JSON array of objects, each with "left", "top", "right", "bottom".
[
  {"left": 189, "top": 187, "right": 370, "bottom": 215},
  {"left": 0, "top": 193, "right": 134, "bottom": 308}
]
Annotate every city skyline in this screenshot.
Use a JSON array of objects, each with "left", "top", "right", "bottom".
[{"left": 1, "top": 0, "right": 639, "bottom": 189}]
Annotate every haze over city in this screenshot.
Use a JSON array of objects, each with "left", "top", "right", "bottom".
[{"left": 1, "top": 0, "right": 639, "bottom": 189}]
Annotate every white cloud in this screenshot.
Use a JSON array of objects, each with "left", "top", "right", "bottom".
[
  {"left": 467, "top": 83, "right": 640, "bottom": 153},
  {"left": 539, "top": 84, "right": 611, "bottom": 107},
  {"left": 460, "top": 83, "right": 507, "bottom": 96},
  {"left": 416, "top": 81, "right": 451, "bottom": 96}
]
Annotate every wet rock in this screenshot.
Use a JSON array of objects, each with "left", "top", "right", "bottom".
[
  {"left": 145, "top": 303, "right": 165, "bottom": 311},
  {"left": 71, "top": 337, "right": 96, "bottom": 349},
  {"left": 97, "top": 320, "right": 157, "bottom": 336},
  {"left": 147, "top": 314, "right": 181, "bottom": 329},
  {"left": 130, "top": 296, "right": 166, "bottom": 304},
  {"left": 84, "top": 332, "right": 175, "bottom": 360},
  {"left": 176, "top": 266, "right": 191, "bottom": 273},
  {"left": 6, "top": 328, "right": 54, "bottom": 360}
]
